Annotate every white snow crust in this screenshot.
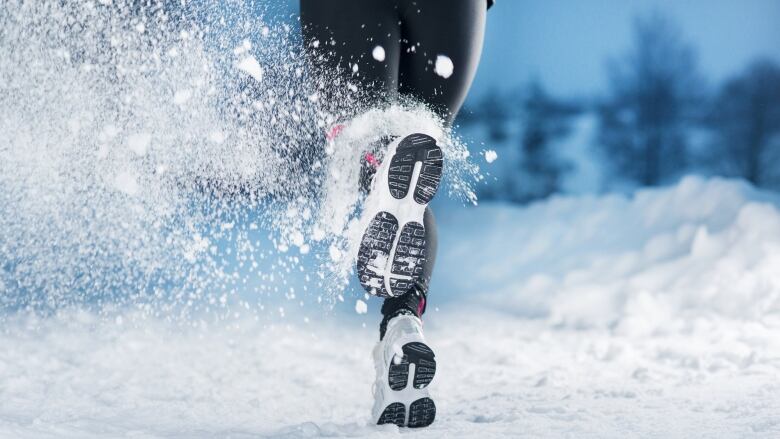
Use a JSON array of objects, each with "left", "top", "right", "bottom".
[
  {"left": 2, "top": 177, "right": 779, "bottom": 438},
  {"left": 127, "top": 132, "right": 151, "bottom": 156}
]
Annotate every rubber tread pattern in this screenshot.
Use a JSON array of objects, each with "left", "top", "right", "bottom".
[
  {"left": 389, "top": 222, "right": 426, "bottom": 296},
  {"left": 408, "top": 398, "right": 436, "bottom": 428},
  {"left": 405, "top": 342, "right": 436, "bottom": 389},
  {"left": 357, "top": 212, "right": 398, "bottom": 296},
  {"left": 387, "top": 342, "right": 436, "bottom": 391},
  {"left": 388, "top": 134, "right": 443, "bottom": 204},
  {"left": 377, "top": 402, "right": 406, "bottom": 427},
  {"left": 387, "top": 356, "right": 410, "bottom": 391},
  {"left": 358, "top": 134, "right": 443, "bottom": 297}
]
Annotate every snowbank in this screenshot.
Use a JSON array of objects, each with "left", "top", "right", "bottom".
[
  {"left": 1, "top": 177, "right": 779, "bottom": 438},
  {"left": 436, "top": 176, "right": 780, "bottom": 330}
]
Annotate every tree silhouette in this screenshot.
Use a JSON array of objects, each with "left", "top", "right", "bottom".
[
  {"left": 462, "top": 88, "right": 514, "bottom": 201},
  {"left": 481, "top": 88, "right": 511, "bottom": 144},
  {"left": 513, "top": 81, "right": 576, "bottom": 203},
  {"left": 598, "top": 12, "right": 702, "bottom": 187},
  {"left": 706, "top": 60, "right": 780, "bottom": 188}
]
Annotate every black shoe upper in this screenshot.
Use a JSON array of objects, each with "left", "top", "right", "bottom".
[{"left": 380, "top": 280, "right": 428, "bottom": 340}]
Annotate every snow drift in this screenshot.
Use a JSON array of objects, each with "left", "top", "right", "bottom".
[
  {"left": 437, "top": 176, "right": 780, "bottom": 330},
  {"left": 1, "top": 177, "right": 779, "bottom": 438}
]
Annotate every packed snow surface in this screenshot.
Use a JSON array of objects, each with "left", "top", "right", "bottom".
[{"left": 2, "top": 177, "right": 779, "bottom": 438}]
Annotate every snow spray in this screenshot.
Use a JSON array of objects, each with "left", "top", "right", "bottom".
[{"left": 0, "top": 1, "right": 479, "bottom": 320}]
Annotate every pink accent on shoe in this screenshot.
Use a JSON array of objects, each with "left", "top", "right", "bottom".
[
  {"left": 417, "top": 296, "right": 426, "bottom": 317},
  {"left": 364, "top": 152, "right": 381, "bottom": 169},
  {"left": 326, "top": 124, "right": 345, "bottom": 141}
]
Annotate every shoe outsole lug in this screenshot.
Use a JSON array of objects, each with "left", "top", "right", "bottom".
[
  {"left": 376, "top": 398, "right": 436, "bottom": 429},
  {"left": 407, "top": 397, "right": 436, "bottom": 428},
  {"left": 388, "top": 221, "right": 426, "bottom": 296},
  {"left": 389, "top": 134, "right": 443, "bottom": 205},
  {"left": 387, "top": 342, "right": 436, "bottom": 391},
  {"left": 357, "top": 212, "right": 399, "bottom": 297},
  {"left": 357, "top": 133, "right": 443, "bottom": 298},
  {"left": 377, "top": 402, "right": 406, "bottom": 426},
  {"left": 378, "top": 342, "right": 437, "bottom": 427},
  {"left": 387, "top": 355, "right": 410, "bottom": 391}
]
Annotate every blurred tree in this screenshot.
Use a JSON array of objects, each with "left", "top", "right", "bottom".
[
  {"left": 461, "top": 82, "right": 578, "bottom": 203},
  {"left": 460, "top": 88, "right": 513, "bottom": 201},
  {"left": 598, "top": 12, "right": 702, "bottom": 187},
  {"left": 512, "top": 81, "right": 576, "bottom": 203},
  {"left": 706, "top": 60, "right": 780, "bottom": 188},
  {"left": 481, "top": 88, "right": 511, "bottom": 144}
]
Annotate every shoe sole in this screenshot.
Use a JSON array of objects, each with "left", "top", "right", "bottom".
[
  {"left": 356, "top": 134, "right": 443, "bottom": 297},
  {"left": 377, "top": 397, "right": 436, "bottom": 428},
  {"left": 377, "top": 342, "right": 437, "bottom": 428}
]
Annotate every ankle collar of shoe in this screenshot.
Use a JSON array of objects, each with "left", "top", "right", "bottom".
[{"left": 379, "top": 309, "right": 419, "bottom": 340}]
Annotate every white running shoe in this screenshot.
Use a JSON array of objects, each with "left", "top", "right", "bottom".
[
  {"left": 356, "top": 133, "right": 443, "bottom": 298},
  {"left": 371, "top": 314, "right": 437, "bottom": 427}
]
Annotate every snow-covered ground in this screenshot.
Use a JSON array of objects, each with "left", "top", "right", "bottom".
[{"left": 2, "top": 177, "right": 779, "bottom": 438}]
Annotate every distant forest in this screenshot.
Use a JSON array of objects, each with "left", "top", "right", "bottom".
[{"left": 460, "top": 13, "right": 780, "bottom": 203}]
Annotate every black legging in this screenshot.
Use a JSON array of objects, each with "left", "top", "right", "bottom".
[
  {"left": 300, "top": 0, "right": 486, "bottom": 125},
  {"left": 300, "top": 0, "right": 485, "bottom": 296}
]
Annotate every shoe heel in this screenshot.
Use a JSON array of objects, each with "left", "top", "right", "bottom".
[
  {"left": 387, "top": 342, "right": 437, "bottom": 391},
  {"left": 387, "top": 134, "right": 443, "bottom": 205}
]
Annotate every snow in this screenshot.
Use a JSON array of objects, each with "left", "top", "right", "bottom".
[
  {"left": 233, "top": 39, "right": 252, "bottom": 55},
  {"left": 2, "top": 3, "right": 778, "bottom": 437},
  {"left": 5, "top": 3, "right": 450, "bottom": 310},
  {"left": 313, "top": 105, "right": 477, "bottom": 291},
  {"left": 290, "top": 230, "right": 305, "bottom": 247},
  {"left": 127, "top": 132, "right": 151, "bottom": 156},
  {"left": 437, "top": 176, "right": 780, "bottom": 327},
  {"left": 329, "top": 245, "right": 342, "bottom": 261},
  {"left": 372, "top": 45, "right": 386, "bottom": 62},
  {"left": 237, "top": 56, "right": 263, "bottom": 82},
  {"left": 355, "top": 299, "right": 368, "bottom": 314},
  {"left": 2, "top": 177, "right": 779, "bottom": 438},
  {"left": 434, "top": 55, "right": 454, "bottom": 79},
  {"left": 113, "top": 171, "right": 139, "bottom": 196},
  {"left": 484, "top": 149, "right": 498, "bottom": 163},
  {"left": 173, "top": 88, "right": 192, "bottom": 104},
  {"left": 208, "top": 130, "right": 225, "bottom": 144}
]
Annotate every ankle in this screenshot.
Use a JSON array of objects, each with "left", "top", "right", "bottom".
[{"left": 379, "top": 283, "right": 428, "bottom": 340}]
